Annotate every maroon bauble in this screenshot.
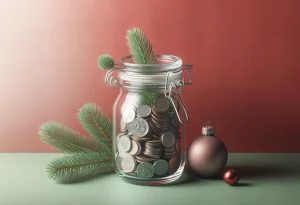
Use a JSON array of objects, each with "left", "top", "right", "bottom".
[
  {"left": 223, "top": 169, "right": 239, "bottom": 185},
  {"left": 187, "top": 122, "right": 228, "bottom": 177}
]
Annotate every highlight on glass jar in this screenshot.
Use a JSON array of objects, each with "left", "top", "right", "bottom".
[{"left": 104, "top": 54, "right": 192, "bottom": 185}]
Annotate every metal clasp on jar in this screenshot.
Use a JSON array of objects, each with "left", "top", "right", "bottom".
[
  {"left": 164, "top": 65, "right": 193, "bottom": 124},
  {"left": 104, "top": 66, "right": 119, "bottom": 87}
]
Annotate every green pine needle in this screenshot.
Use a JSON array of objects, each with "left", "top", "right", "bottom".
[
  {"left": 126, "top": 27, "right": 158, "bottom": 64},
  {"left": 39, "top": 122, "right": 102, "bottom": 154},
  {"left": 137, "top": 92, "right": 159, "bottom": 107},
  {"left": 78, "top": 103, "right": 112, "bottom": 156},
  {"left": 98, "top": 54, "right": 114, "bottom": 70},
  {"left": 47, "top": 152, "right": 113, "bottom": 183}
]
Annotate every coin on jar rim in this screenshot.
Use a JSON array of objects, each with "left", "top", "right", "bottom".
[
  {"left": 122, "top": 107, "right": 136, "bottom": 123},
  {"left": 127, "top": 118, "right": 149, "bottom": 138},
  {"left": 161, "top": 132, "right": 176, "bottom": 148},
  {"left": 118, "top": 135, "right": 132, "bottom": 152},
  {"left": 121, "top": 155, "right": 137, "bottom": 173},
  {"left": 154, "top": 159, "right": 169, "bottom": 176},
  {"left": 137, "top": 162, "right": 154, "bottom": 179},
  {"left": 137, "top": 105, "right": 152, "bottom": 118},
  {"left": 153, "top": 97, "right": 170, "bottom": 113}
]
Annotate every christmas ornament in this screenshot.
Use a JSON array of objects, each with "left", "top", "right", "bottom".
[
  {"left": 223, "top": 169, "right": 239, "bottom": 185},
  {"left": 187, "top": 121, "right": 228, "bottom": 177}
]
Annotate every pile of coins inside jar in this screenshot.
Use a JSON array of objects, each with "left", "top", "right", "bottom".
[{"left": 116, "top": 95, "right": 182, "bottom": 179}]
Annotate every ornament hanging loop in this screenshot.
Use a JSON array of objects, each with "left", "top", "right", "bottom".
[
  {"left": 206, "top": 121, "right": 211, "bottom": 127},
  {"left": 164, "top": 71, "right": 189, "bottom": 124}
]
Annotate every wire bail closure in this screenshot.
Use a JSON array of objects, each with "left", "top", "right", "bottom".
[
  {"left": 164, "top": 65, "right": 192, "bottom": 124},
  {"left": 104, "top": 61, "right": 193, "bottom": 124},
  {"left": 104, "top": 64, "right": 119, "bottom": 87}
]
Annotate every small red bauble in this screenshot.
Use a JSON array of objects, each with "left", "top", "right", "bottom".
[{"left": 223, "top": 169, "right": 239, "bottom": 185}]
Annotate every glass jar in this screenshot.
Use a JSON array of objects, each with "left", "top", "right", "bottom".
[{"left": 104, "top": 54, "right": 192, "bottom": 185}]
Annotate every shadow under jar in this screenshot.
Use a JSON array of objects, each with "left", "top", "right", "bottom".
[{"left": 104, "top": 54, "right": 193, "bottom": 185}]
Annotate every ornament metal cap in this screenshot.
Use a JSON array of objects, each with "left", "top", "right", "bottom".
[{"left": 202, "top": 121, "right": 214, "bottom": 136}]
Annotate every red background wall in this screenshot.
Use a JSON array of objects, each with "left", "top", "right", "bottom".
[{"left": 0, "top": 0, "right": 299, "bottom": 152}]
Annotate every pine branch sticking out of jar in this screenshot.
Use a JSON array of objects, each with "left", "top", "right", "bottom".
[
  {"left": 126, "top": 27, "right": 160, "bottom": 106},
  {"left": 126, "top": 27, "right": 158, "bottom": 65},
  {"left": 98, "top": 27, "right": 159, "bottom": 107}
]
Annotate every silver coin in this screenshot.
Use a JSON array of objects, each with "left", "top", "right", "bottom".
[
  {"left": 128, "top": 140, "right": 141, "bottom": 156},
  {"left": 128, "top": 118, "right": 149, "bottom": 137},
  {"left": 118, "top": 135, "right": 132, "bottom": 152},
  {"left": 117, "top": 140, "right": 126, "bottom": 156},
  {"left": 154, "top": 97, "right": 170, "bottom": 113},
  {"left": 137, "top": 162, "right": 154, "bottom": 179},
  {"left": 121, "top": 155, "right": 136, "bottom": 173},
  {"left": 120, "top": 118, "right": 127, "bottom": 131},
  {"left": 161, "top": 132, "right": 176, "bottom": 148},
  {"left": 137, "top": 105, "right": 152, "bottom": 118},
  {"left": 154, "top": 159, "right": 169, "bottom": 176},
  {"left": 122, "top": 107, "right": 136, "bottom": 123},
  {"left": 116, "top": 155, "right": 123, "bottom": 170}
]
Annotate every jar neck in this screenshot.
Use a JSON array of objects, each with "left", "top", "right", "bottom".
[{"left": 117, "top": 54, "right": 183, "bottom": 91}]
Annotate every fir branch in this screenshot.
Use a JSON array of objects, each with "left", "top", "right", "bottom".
[
  {"left": 39, "top": 122, "right": 102, "bottom": 154},
  {"left": 78, "top": 103, "right": 112, "bottom": 156},
  {"left": 47, "top": 152, "right": 113, "bottom": 183},
  {"left": 126, "top": 27, "right": 158, "bottom": 64},
  {"left": 137, "top": 92, "right": 159, "bottom": 107},
  {"left": 98, "top": 54, "right": 114, "bottom": 70}
]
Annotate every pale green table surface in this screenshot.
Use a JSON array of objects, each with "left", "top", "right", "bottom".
[{"left": 0, "top": 153, "right": 299, "bottom": 205}]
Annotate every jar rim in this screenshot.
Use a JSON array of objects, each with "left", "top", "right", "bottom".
[{"left": 119, "top": 54, "right": 182, "bottom": 72}]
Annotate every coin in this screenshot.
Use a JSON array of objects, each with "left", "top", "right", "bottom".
[
  {"left": 132, "top": 135, "right": 153, "bottom": 142},
  {"left": 121, "top": 155, "right": 136, "bottom": 173},
  {"left": 118, "top": 135, "right": 132, "bottom": 152},
  {"left": 153, "top": 97, "right": 170, "bottom": 113},
  {"left": 116, "top": 155, "right": 123, "bottom": 170},
  {"left": 163, "top": 146, "right": 176, "bottom": 159},
  {"left": 137, "top": 162, "right": 154, "bottom": 179},
  {"left": 122, "top": 107, "right": 136, "bottom": 123},
  {"left": 127, "top": 118, "right": 149, "bottom": 137},
  {"left": 128, "top": 140, "right": 141, "bottom": 156},
  {"left": 168, "top": 157, "right": 179, "bottom": 174},
  {"left": 153, "top": 159, "right": 169, "bottom": 176},
  {"left": 161, "top": 132, "right": 176, "bottom": 148},
  {"left": 137, "top": 105, "right": 151, "bottom": 118},
  {"left": 144, "top": 140, "right": 163, "bottom": 159},
  {"left": 136, "top": 155, "right": 154, "bottom": 163},
  {"left": 120, "top": 118, "right": 127, "bottom": 132}
]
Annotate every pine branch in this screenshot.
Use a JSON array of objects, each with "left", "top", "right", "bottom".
[
  {"left": 137, "top": 92, "right": 159, "bottom": 107},
  {"left": 126, "top": 27, "right": 158, "bottom": 64},
  {"left": 47, "top": 152, "right": 113, "bottom": 183},
  {"left": 78, "top": 103, "right": 112, "bottom": 157},
  {"left": 98, "top": 54, "right": 114, "bottom": 70},
  {"left": 39, "top": 122, "right": 102, "bottom": 154}
]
